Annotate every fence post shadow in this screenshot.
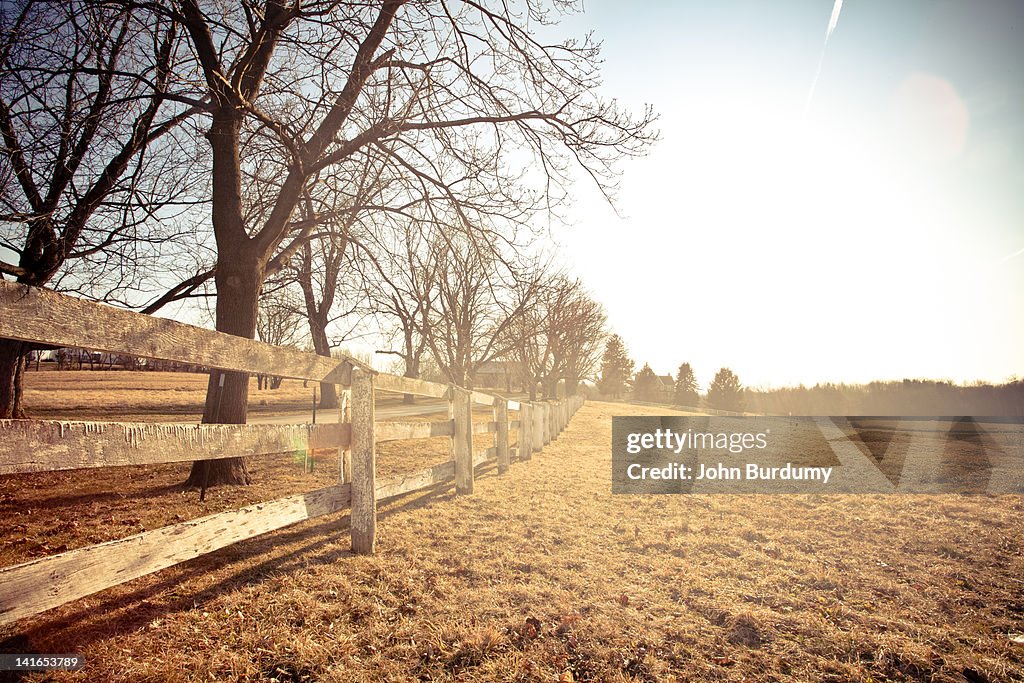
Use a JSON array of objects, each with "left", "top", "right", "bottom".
[{"left": 0, "top": 279, "right": 589, "bottom": 628}]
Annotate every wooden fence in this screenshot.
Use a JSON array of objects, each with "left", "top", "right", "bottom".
[{"left": 0, "top": 281, "right": 585, "bottom": 625}]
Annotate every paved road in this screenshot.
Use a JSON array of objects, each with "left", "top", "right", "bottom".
[{"left": 248, "top": 399, "right": 450, "bottom": 425}]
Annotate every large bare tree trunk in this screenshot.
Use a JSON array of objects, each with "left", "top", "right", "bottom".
[
  {"left": 402, "top": 329, "right": 420, "bottom": 404},
  {"left": 184, "top": 258, "right": 262, "bottom": 487},
  {"left": 0, "top": 339, "right": 28, "bottom": 419},
  {"left": 184, "top": 112, "right": 257, "bottom": 488},
  {"left": 402, "top": 359, "right": 420, "bottom": 405},
  {"left": 542, "top": 377, "right": 558, "bottom": 400},
  {"left": 308, "top": 315, "right": 338, "bottom": 410}
]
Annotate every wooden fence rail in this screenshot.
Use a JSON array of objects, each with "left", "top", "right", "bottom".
[
  {"left": 0, "top": 281, "right": 585, "bottom": 625},
  {"left": 0, "top": 421, "right": 349, "bottom": 474}
]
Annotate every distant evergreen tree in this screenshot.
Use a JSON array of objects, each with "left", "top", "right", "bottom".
[
  {"left": 707, "top": 367, "right": 745, "bottom": 412},
  {"left": 633, "top": 363, "right": 659, "bottom": 401},
  {"left": 673, "top": 362, "right": 700, "bottom": 407},
  {"left": 598, "top": 334, "right": 634, "bottom": 398}
]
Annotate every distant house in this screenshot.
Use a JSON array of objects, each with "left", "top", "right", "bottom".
[
  {"left": 654, "top": 375, "right": 675, "bottom": 403},
  {"left": 625, "top": 372, "right": 675, "bottom": 403},
  {"left": 474, "top": 360, "right": 518, "bottom": 391}
]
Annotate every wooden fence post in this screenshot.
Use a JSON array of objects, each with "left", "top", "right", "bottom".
[
  {"left": 544, "top": 402, "right": 551, "bottom": 445},
  {"left": 451, "top": 386, "right": 473, "bottom": 494},
  {"left": 337, "top": 361, "right": 354, "bottom": 482},
  {"left": 546, "top": 402, "right": 554, "bottom": 444},
  {"left": 350, "top": 368, "right": 376, "bottom": 555},
  {"left": 532, "top": 402, "right": 541, "bottom": 451},
  {"left": 532, "top": 402, "right": 543, "bottom": 453},
  {"left": 520, "top": 403, "right": 532, "bottom": 461},
  {"left": 494, "top": 397, "right": 510, "bottom": 474},
  {"left": 546, "top": 401, "right": 553, "bottom": 443},
  {"left": 339, "top": 386, "right": 352, "bottom": 483},
  {"left": 541, "top": 402, "right": 550, "bottom": 446}
]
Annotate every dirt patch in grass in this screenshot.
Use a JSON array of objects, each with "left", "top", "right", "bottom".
[{"left": 2, "top": 401, "right": 1023, "bottom": 682}]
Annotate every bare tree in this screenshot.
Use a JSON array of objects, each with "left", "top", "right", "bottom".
[
  {"left": 253, "top": 284, "right": 305, "bottom": 392},
  {"left": 0, "top": 0, "right": 194, "bottom": 418},
  {"left": 365, "top": 220, "right": 441, "bottom": 403},
  {"left": 423, "top": 235, "right": 540, "bottom": 389},
  {"left": 511, "top": 273, "right": 605, "bottom": 399},
  {"left": 546, "top": 277, "right": 606, "bottom": 397},
  {"left": 142, "top": 0, "right": 655, "bottom": 485},
  {"left": 507, "top": 273, "right": 552, "bottom": 400},
  {"left": 290, "top": 232, "right": 363, "bottom": 408},
  {"left": 287, "top": 158, "right": 387, "bottom": 409}
]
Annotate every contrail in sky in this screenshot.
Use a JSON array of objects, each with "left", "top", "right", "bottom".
[
  {"left": 997, "top": 246, "right": 1024, "bottom": 264},
  {"left": 826, "top": 0, "right": 845, "bottom": 38},
  {"left": 803, "top": 0, "right": 845, "bottom": 120}
]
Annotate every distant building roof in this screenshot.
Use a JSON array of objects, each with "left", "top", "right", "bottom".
[{"left": 477, "top": 360, "right": 517, "bottom": 374}]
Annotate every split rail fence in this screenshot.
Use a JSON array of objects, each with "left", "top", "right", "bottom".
[{"left": 0, "top": 281, "right": 584, "bottom": 625}]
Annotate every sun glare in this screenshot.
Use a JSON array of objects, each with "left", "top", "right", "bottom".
[{"left": 568, "top": 65, "right": 1020, "bottom": 388}]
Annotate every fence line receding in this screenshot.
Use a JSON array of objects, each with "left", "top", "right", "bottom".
[{"left": 0, "top": 281, "right": 585, "bottom": 625}]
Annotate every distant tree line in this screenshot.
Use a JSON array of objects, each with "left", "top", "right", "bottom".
[
  {"left": 596, "top": 335, "right": 1020, "bottom": 416},
  {"left": 744, "top": 379, "right": 1024, "bottom": 416},
  {"left": 596, "top": 336, "right": 745, "bottom": 412}
]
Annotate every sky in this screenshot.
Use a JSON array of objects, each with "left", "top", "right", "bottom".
[
  {"left": 3, "top": 1, "right": 1019, "bottom": 390},
  {"left": 551, "top": 0, "right": 1024, "bottom": 389}
]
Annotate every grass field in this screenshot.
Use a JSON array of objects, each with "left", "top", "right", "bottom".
[
  {"left": 20, "top": 369, "right": 321, "bottom": 422},
  {"left": 1, "top": 378, "right": 1023, "bottom": 682}
]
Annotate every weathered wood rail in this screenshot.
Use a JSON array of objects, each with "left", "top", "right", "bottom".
[{"left": 0, "top": 281, "right": 584, "bottom": 625}]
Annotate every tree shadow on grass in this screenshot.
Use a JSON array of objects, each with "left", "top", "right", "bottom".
[
  {"left": 2, "top": 483, "right": 189, "bottom": 512},
  {"left": 7, "top": 461, "right": 514, "bottom": 653}
]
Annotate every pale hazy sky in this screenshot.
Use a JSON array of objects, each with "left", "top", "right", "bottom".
[
  {"left": 7, "top": 1, "right": 1019, "bottom": 390},
  {"left": 552, "top": 0, "right": 1024, "bottom": 389}
]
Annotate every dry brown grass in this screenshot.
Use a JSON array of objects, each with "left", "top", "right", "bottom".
[
  {"left": 21, "top": 370, "right": 319, "bottom": 421},
  {"left": 2, "top": 400, "right": 1023, "bottom": 682}
]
